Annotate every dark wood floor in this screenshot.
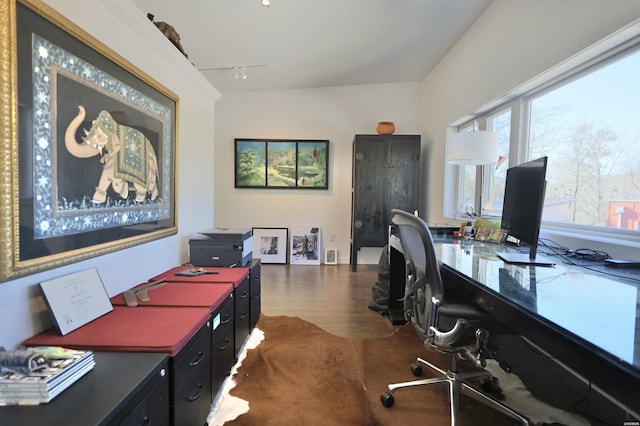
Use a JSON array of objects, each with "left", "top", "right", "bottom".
[{"left": 259, "top": 263, "right": 396, "bottom": 339}]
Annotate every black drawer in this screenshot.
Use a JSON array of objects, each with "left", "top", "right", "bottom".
[
  {"left": 211, "top": 322, "right": 235, "bottom": 397},
  {"left": 212, "top": 295, "right": 234, "bottom": 335},
  {"left": 234, "top": 277, "right": 251, "bottom": 356},
  {"left": 120, "top": 363, "right": 170, "bottom": 426},
  {"left": 211, "top": 295, "right": 235, "bottom": 397},
  {"left": 249, "top": 259, "right": 261, "bottom": 329},
  {"left": 170, "top": 321, "right": 212, "bottom": 426}
]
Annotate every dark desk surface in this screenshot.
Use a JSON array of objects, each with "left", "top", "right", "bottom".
[
  {"left": 389, "top": 234, "right": 640, "bottom": 414},
  {"left": 0, "top": 351, "right": 168, "bottom": 425},
  {"left": 424, "top": 235, "right": 640, "bottom": 415}
]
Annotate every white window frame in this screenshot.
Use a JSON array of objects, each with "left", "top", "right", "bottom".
[{"left": 444, "top": 19, "right": 640, "bottom": 254}]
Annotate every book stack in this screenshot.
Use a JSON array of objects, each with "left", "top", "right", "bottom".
[{"left": 0, "top": 347, "right": 95, "bottom": 405}]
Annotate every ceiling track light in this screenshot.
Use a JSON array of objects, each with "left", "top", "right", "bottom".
[
  {"left": 233, "top": 67, "right": 248, "bottom": 80},
  {"left": 198, "top": 64, "right": 269, "bottom": 80}
]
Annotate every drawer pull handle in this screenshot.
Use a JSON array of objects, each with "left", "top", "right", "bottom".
[
  {"left": 219, "top": 339, "right": 231, "bottom": 350},
  {"left": 221, "top": 314, "right": 231, "bottom": 324},
  {"left": 189, "top": 350, "right": 205, "bottom": 367},
  {"left": 239, "top": 291, "right": 249, "bottom": 299},
  {"left": 240, "top": 311, "right": 249, "bottom": 319},
  {"left": 188, "top": 383, "right": 204, "bottom": 401}
]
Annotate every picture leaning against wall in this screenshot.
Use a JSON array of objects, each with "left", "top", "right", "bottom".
[
  {"left": 290, "top": 226, "right": 321, "bottom": 265},
  {"left": 252, "top": 227, "right": 288, "bottom": 264}
]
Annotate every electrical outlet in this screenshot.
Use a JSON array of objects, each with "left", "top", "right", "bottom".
[{"left": 330, "top": 233, "right": 335, "bottom": 241}]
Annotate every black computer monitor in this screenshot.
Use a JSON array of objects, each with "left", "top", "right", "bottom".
[{"left": 497, "top": 156, "right": 554, "bottom": 266}]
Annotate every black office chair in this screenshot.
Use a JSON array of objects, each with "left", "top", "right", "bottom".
[{"left": 380, "top": 209, "right": 530, "bottom": 425}]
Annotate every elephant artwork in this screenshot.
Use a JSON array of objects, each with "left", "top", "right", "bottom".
[{"left": 64, "top": 105, "right": 159, "bottom": 204}]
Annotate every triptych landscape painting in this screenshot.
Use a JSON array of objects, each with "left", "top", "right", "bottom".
[{"left": 235, "top": 139, "right": 329, "bottom": 189}]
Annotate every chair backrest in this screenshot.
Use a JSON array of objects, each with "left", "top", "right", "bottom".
[{"left": 391, "top": 209, "right": 445, "bottom": 340}]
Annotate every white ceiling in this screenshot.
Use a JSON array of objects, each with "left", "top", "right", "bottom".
[{"left": 131, "top": 0, "right": 492, "bottom": 95}]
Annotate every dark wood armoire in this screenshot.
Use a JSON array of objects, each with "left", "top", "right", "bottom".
[{"left": 350, "top": 134, "right": 421, "bottom": 271}]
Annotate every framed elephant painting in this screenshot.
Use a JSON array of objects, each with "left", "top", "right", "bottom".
[{"left": 0, "top": 0, "right": 178, "bottom": 281}]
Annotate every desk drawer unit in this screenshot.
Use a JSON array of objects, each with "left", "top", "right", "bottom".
[
  {"left": 249, "top": 259, "right": 262, "bottom": 330},
  {"left": 22, "top": 306, "right": 213, "bottom": 426},
  {"left": 233, "top": 276, "right": 251, "bottom": 356},
  {"left": 110, "top": 281, "right": 236, "bottom": 405},
  {"left": 150, "top": 266, "right": 255, "bottom": 358},
  {"left": 171, "top": 322, "right": 212, "bottom": 425},
  {"left": 211, "top": 297, "right": 236, "bottom": 395},
  {"left": 121, "top": 364, "right": 170, "bottom": 426}
]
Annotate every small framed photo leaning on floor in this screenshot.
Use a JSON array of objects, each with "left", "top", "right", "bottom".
[{"left": 324, "top": 248, "right": 337, "bottom": 265}]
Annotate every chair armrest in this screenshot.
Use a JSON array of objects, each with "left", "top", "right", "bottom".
[{"left": 429, "top": 319, "right": 467, "bottom": 347}]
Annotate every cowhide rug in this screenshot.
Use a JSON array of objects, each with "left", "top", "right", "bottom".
[{"left": 208, "top": 315, "right": 589, "bottom": 426}]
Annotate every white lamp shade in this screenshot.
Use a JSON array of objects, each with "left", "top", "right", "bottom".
[{"left": 446, "top": 131, "right": 499, "bottom": 165}]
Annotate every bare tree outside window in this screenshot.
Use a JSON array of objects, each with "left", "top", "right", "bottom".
[{"left": 529, "top": 50, "right": 640, "bottom": 231}]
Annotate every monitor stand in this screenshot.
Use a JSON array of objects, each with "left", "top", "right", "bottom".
[{"left": 497, "top": 252, "right": 555, "bottom": 267}]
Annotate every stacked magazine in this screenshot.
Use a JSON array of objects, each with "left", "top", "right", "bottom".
[{"left": 0, "top": 347, "right": 95, "bottom": 405}]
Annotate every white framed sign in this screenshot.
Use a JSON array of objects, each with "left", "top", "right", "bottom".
[{"left": 40, "top": 268, "right": 113, "bottom": 335}]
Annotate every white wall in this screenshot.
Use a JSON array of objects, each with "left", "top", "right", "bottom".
[
  {"left": 0, "top": 0, "right": 219, "bottom": 349},
  {"left": 214, "top": 82, "right": 423, "bottom": 264}
]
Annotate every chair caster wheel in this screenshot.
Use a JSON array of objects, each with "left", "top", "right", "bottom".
[
  {"left": 380, "top": 391, "right": 395, "bottom": 407},
  {"left": 410, "top": 363, "right": 423, "bottom": 376}
]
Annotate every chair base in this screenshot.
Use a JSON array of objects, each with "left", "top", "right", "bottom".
[{"left": 381, "top": 357, "right": 530, "bottom": 426}]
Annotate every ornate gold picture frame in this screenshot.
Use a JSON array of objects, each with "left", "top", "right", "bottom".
[{"left": 0, "top": 0, "right": 178, "bottom": 282}]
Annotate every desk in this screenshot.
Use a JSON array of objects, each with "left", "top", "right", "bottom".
[
  {"left": 0, "top": 352, "right": 169, "bottom": 425},
  {"left": 389, "top": 233, "right": 640, "bottom": 416},
  {"left": 23, "top": 306, "right": 215, "bottom": 426}
]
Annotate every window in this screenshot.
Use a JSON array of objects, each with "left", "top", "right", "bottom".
[
  {"left": 454, "top": 110, "right": 511, "bottom": 218},
  {"left": 458, "top": 123, "right": 477, "bottom": 216},
  {"left": 485, "top": 110, "right": 511, "bottom": 216},
  {"left": 529, "top": 49, "right": 640, "bottom": 231},
  {"left": 449, "top": 27, "right": 640, "bottom": 242}
]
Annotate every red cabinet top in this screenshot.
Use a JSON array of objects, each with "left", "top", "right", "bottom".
[
  {"left": 150, "top": 266, "right": 249, "bottom": 287},
  {"left": 110, "top": 282, "right": 232, "bottom": 309},
  {"left": 23, "top": 306, "right": 211, "bottom": 357}
]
